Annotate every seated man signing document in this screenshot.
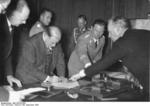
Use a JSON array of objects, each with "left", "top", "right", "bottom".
[{"left": 15, "top": 26, "right": 66, "bottom": 84}]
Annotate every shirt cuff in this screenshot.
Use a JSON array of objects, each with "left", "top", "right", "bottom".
[
  {"left": 79, "top": 69, "right": 86, "bottom": 77},
  {"left": 43, "top": 76, "right": 50, "bottom": 83},
  {"left": 84, "top": 62, "right": 91, "bottom": 68}
]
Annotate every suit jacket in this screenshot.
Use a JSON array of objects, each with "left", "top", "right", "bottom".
[
  {"left": 0, "top": 87, "right": 9, "bottom": 101},
  {"left": 104, "top": 37, "right": 123, "bottom": 71},
  {"left": 68, "top": 30, "right": 105, "bottom": 76},
  {"left": 0, "top": 14, "right": 14, "bottom": 77},
  {"left": 15, "top": 32, "right": 66, "bottom": 84},
  {"left": 85, "top": 29, "right": 149, "bottom": 100}
]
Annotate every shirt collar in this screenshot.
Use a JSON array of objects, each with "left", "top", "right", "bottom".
[
  {"left": 79, "top": 27, "right": 86, "bottom": 32},
  {"left": 6, "top": 17, "right": 11, "bottom": 27},
  {"left": 6, "top": 17, "right": 12, "bottom": 32},
  {"left": 43, "top": 32, "right": 46, "bottom": 43}
]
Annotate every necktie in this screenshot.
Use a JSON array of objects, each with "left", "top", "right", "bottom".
[
  {"left": 95, "top": 39, "right": 98, "bottom": 48},
  {"left": 10, "top": 25, "right": 15, "bottom": 34},
  {"left": 11, "top": 25, "right": 15, "bottom": 30}
]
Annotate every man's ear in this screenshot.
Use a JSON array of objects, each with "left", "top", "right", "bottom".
[
  {"left": 114, "top": 26, "right": 120, "bottom": 36},
  {"left": 117, "top": 27, "right": 122, "bottom": 35},
  {"left": 40, "top": 15, "right": 44, "bottom": 21},
  {"left": 84, "top": 21, "right": 87, "bottom": 25}
]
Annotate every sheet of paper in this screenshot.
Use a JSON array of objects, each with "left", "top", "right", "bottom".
[
  {"left": 107, "top": 72, "right": 127, "bottom": 79},
  {"left": 18, "top": 87, "right": 46, "bottom": 95},
  {"left": 51, "top": 81, "right": 79, "bottom": 89},
  {"left": 3, "top": 85, "right": 14, "bottom": 91}
]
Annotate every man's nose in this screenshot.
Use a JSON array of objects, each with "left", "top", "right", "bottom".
[
  {"left": 22, "top": 21, "right": 26, "bottom": 24},
  {"left": 52, "top": 43, "right": 56, "bottom": 47}
]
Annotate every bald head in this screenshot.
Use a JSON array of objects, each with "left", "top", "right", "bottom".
[
  {"left": 16, "top": 0, "right": 28, "bottom": 12},
  {"left": 43, "top": 26, "right": 61, "bottom": 49},
  {"left": 109, "top": 16, "right": 130, "bottom": 29},
  {"left": 108, "top": 16, "right": 129, "bottom": 42},
  {"left": 49, "top": 26, "right": 61, "bottom": 41},
  {"left": 8, "top": 0, "right": 30, "bottom": 26}
]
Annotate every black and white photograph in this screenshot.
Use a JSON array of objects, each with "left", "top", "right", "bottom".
[{"left": 0, "top": 0, "right": 149, "bottom": 103}]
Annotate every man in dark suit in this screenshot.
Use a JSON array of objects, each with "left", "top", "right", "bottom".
[
  {"left": 0, "top": 0, "right": 10, "bottom": 85},
  {"left": 70, "top": 16, "right": 149, "bottom": 101},
  {"left": 0, "top": 0, "right": 33, "bottom": 102},
  {"left": 15, "top": 26, "right": 66, "bottom": 84},
  {"left": 0, "top": 0, "right": 30, "bottom": 87}
]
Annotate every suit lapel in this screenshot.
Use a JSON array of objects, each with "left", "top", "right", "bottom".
[
  {"left": 3, "top": 15, "right": 13, "bottom": 59},
  {"left": 39, "top": 34, "right": 47, "bottom": 55}
]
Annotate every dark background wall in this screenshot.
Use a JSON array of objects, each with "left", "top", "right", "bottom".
[{"left": 26, "top": 0, "right": 150, "bottom": 60}]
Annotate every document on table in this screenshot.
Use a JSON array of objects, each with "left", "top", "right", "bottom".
[
  {"left": 17, "top": 87, "right": 46, "bottom": 95},
  {"left": 3, "top": 85, "right": 46, "bottom": 95},
  {"left": 51, "top": 81, "right": 79, "bottom": 89}
]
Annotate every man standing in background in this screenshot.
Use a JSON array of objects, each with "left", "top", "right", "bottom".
[
  {"left": 29, "top": 8, "right": 53, "bottom": 37},
  {"left": 0, "top": 0, "right": 30, "bottom": 87},
  {"left": 73, "top": 15, "right": 88, "bottom": 44},
  {"left": 0, "top": 0, "right": 41, "bottom": 102},
  {"left": 0, "top": 0, "right": 11, "bottom": 86}
]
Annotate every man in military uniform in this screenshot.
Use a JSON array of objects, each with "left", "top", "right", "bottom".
[
  {"left": 73, "top": 15, "right": 88, "bottom": 44},
  {"left": 29, "top": 8, "right": 53, "bottom": 37},
  {"left": 68, "top": 19, "right": 106, "bottom": 76}
]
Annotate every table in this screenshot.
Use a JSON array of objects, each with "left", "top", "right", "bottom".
[{"left": 14, "top": 80, "right": 145, "bottom": 102}]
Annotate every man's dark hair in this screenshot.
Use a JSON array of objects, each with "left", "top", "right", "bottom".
[
  {"left": 39, "top": 8, "right": 53, "bottom": 17},
  {"left": 78, "top": 14, "right": 87, "bottom": 22},
  {"left": 92, "top": 19, "right": 106, "bottom": 27},
  {"left": 111, "top": 16, "right": 131, "bottom": 29}
]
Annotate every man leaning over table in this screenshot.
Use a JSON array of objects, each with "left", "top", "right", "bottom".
[
  {"left": 70, "top": 16, "right": 149, "bottom": 101},
  {"left": 15, "top": 26, "right": 66, "bottom": 85},
  {"left": 0, "top": 0, "right": 41, "bottom": 102}
]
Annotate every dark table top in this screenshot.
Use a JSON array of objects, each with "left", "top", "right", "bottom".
[{"left": 14, "top": 80, "right": 146, "bottom": 102}]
